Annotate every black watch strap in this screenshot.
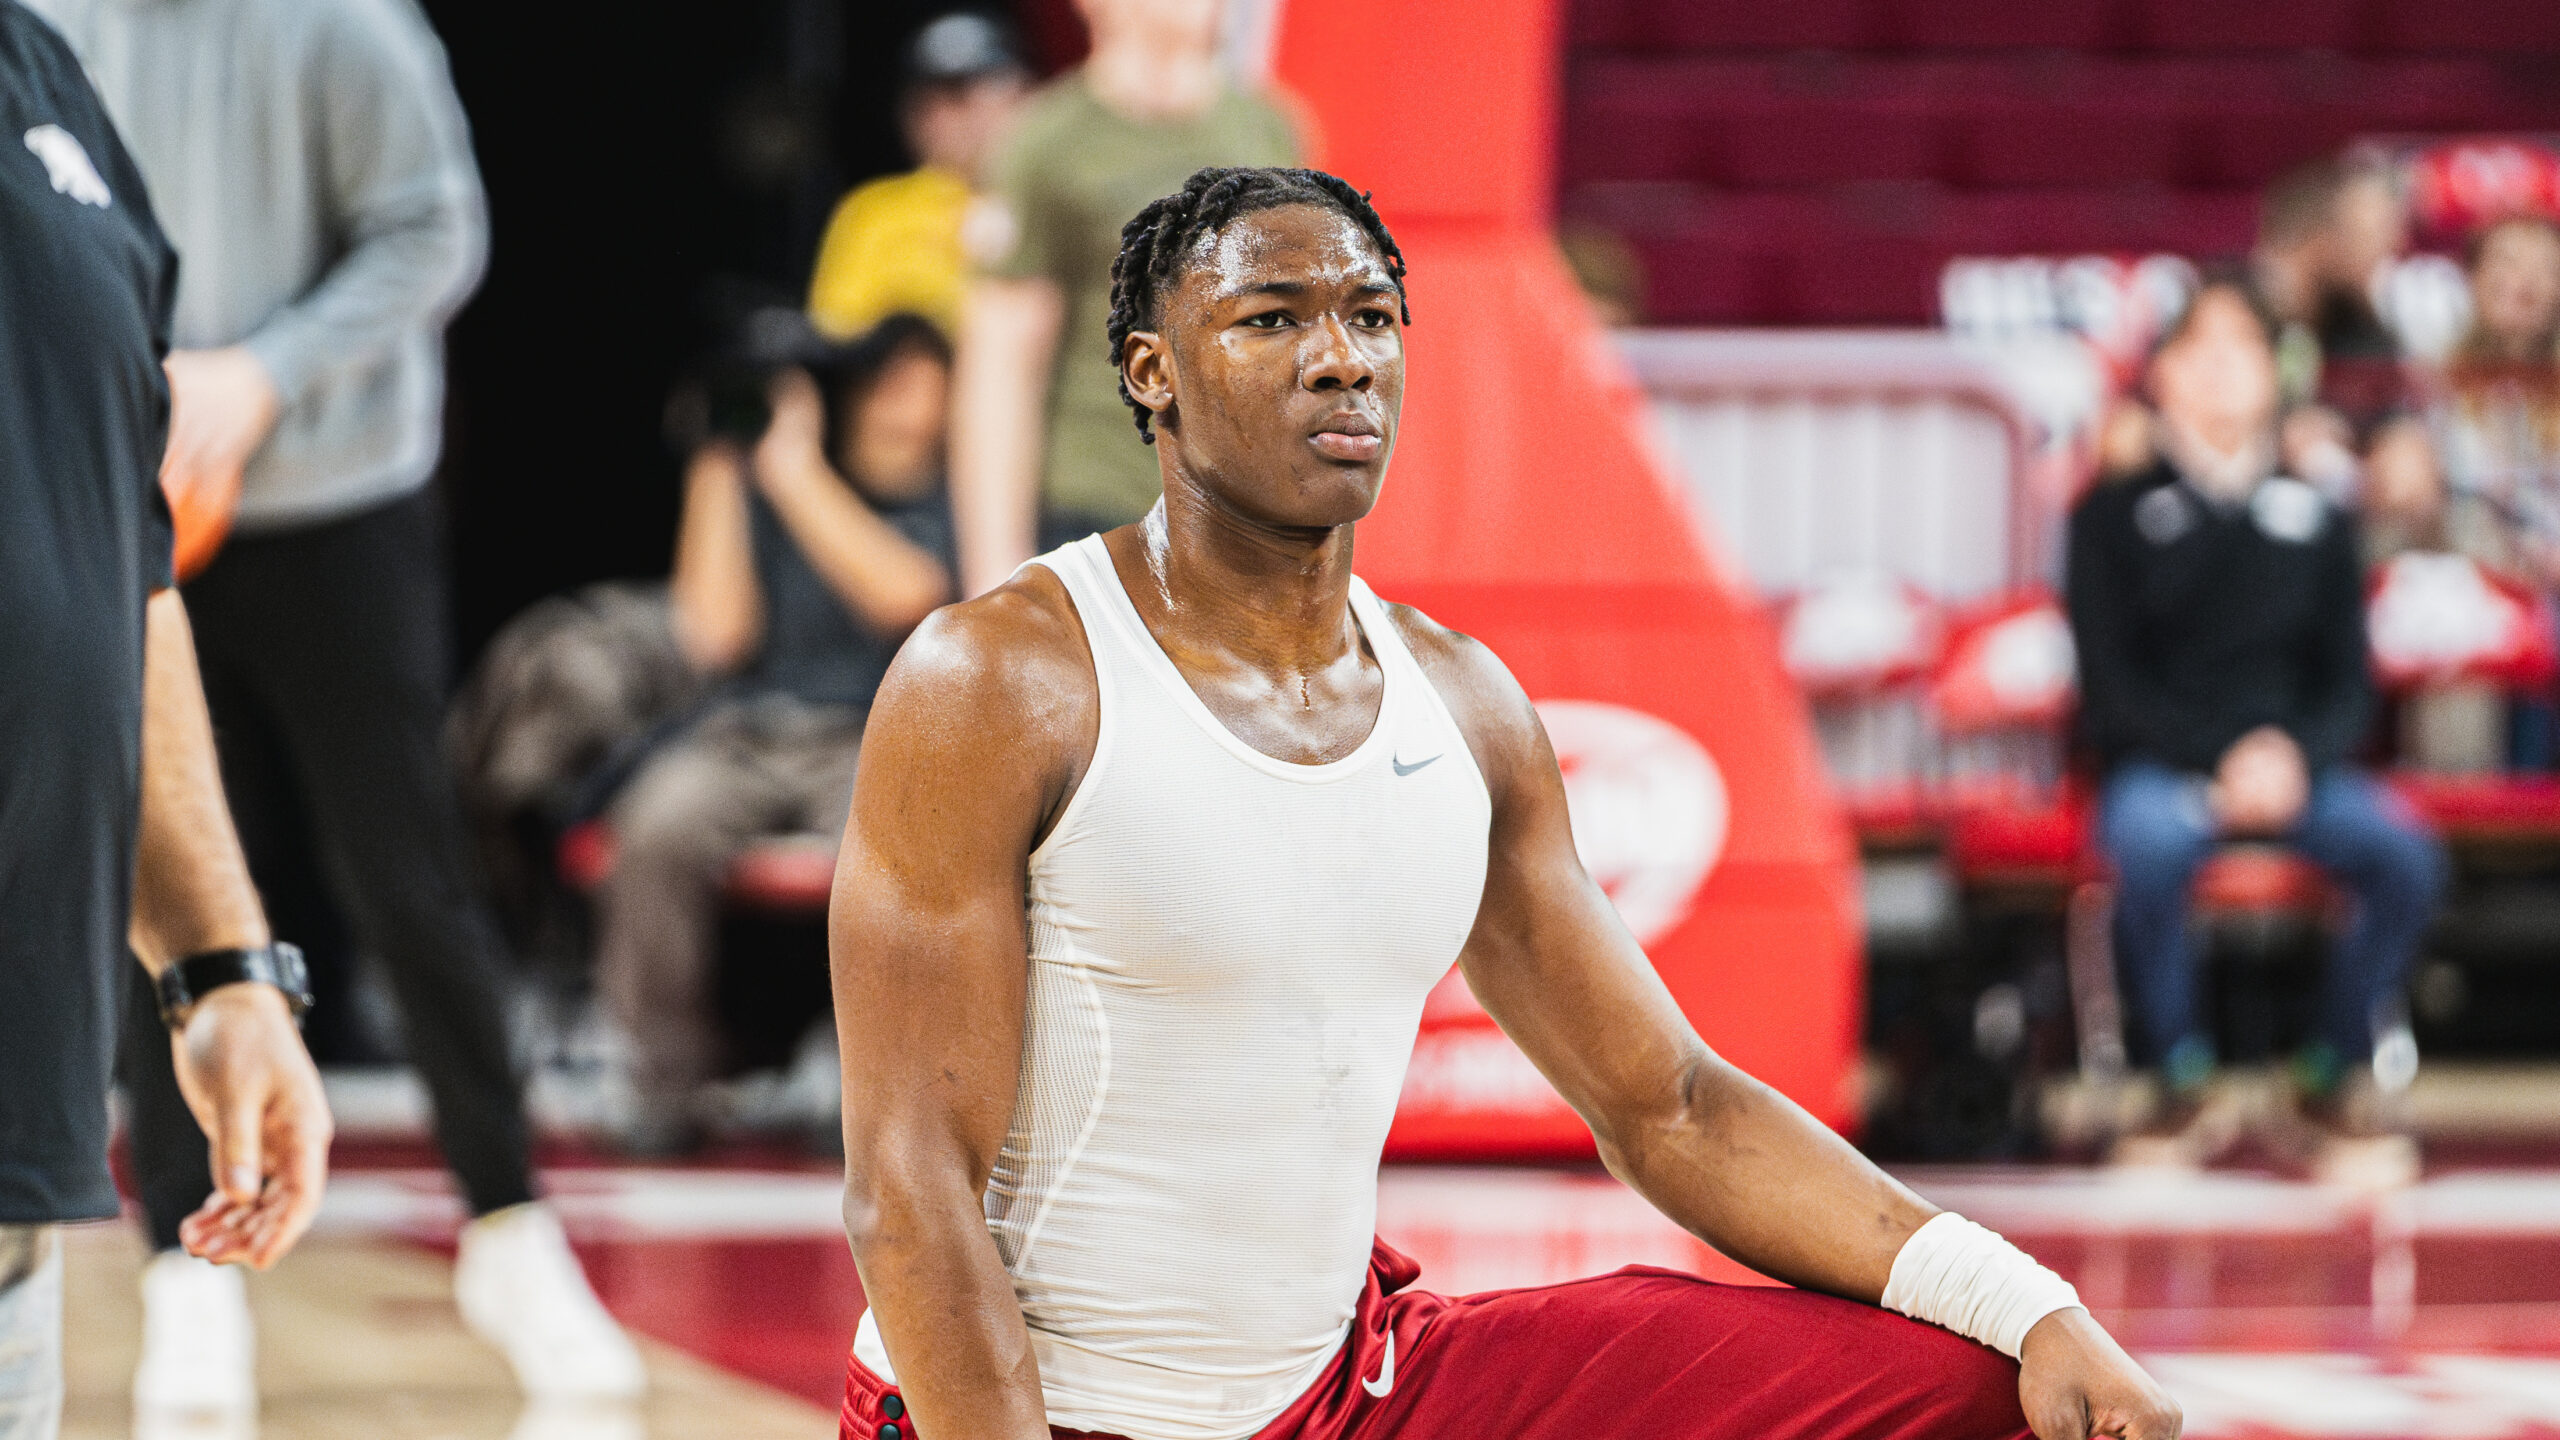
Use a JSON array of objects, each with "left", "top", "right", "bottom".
[{"left": 157, "top": 943, "right": 312, "bottom": 1028}]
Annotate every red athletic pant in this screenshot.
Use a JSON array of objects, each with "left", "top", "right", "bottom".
[{"left": 841, "top": 1240, "right": 2034, "bottom": 1440}]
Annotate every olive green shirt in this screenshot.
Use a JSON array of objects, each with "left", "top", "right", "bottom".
[{"left": 981, "top": 74, "right": 1296, "bottom": 526}]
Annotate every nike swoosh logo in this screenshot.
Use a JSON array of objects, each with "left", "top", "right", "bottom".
[
  {"left": 1362, "top": 1329, "right": 1395, "bottom": 1398},
  {"left": 1392, "top": 754, "right": 1440, "bottom": 776}
]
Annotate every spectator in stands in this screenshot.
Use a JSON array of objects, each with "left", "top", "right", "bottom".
[
  {"left": 2066, "top": 273, "right": 2446, "bottom": 1182},
  {"left": 949, "top": 0, "right": 1299, "bottom": 595},
  {"left": 448, "top": 578, "right": 709, "bottom": 967},
  {"left": 2254, "top": 157, "right": 2420, "bottom": 483},
  {"left": 806, "top": 13, "right": 1028, "bottom": 343},
  {"left": 23, "top": 0, "right": 644, "bottom": 1409},
  {"left": 2421, "top": 216, "right": 2560, "bottom": 579},
  {"left": 599, "top": 316, "right": 956, "bottom": 1154},
  {"left": 2355, "top": 216, "right": 2560, "bottom": 775}
]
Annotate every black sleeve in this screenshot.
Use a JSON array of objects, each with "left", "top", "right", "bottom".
[
  {"left": 140, "top": 471, "right": 174, "bottom": 592},
  {"left": 2285, "top": 509, "right": 2376, "bottom": 771},
  {"left": 2065, "top": 493, "right": 2223, "bottom": 772},
  {"left": 69, "top": 59, "right": 180, "bottom": 595},
  {"left": 140, "top": 225, "right": 175, "bottom": 593}
]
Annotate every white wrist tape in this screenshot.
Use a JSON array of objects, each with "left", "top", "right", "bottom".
[{"left": 1880, "top": 1212, "right": 2082, "bottom": 1359}]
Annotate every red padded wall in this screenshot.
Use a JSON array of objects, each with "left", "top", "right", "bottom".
[{"left": 1273, "top": 0, "right": 1865, "bottom": 1148}]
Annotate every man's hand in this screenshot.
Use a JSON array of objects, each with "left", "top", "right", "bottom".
[
  {"left": 161, "top": 347, "right": 281, "bottom": 576},
  {"left": 169, "top": 985, "right": 332, "bottom": 1271},
  {"left": 2210, "top": 725, "right": 2309, "bottom": 835},
  {"left": 751, "top": 368, "right": 841, "bottom": 504},
  {"left": 2019, "top": 1308, "right": 2181, "bottom": 1439}
]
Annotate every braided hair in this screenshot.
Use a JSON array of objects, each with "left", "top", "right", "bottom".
[{"left": 1106, "top": 167, "right": 1410, "bottom": 445}]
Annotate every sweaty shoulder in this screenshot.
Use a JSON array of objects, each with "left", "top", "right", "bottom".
[
  {"left": 868, "top": 564, "right": 1100, "bottom": 836},
  {"left": 1384, "top": 601, "right": 1545, "bottom": 795}
]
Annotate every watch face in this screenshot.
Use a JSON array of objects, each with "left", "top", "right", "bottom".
[{"left": 270, "top": 943, "right": 314, "bottom": 1010}]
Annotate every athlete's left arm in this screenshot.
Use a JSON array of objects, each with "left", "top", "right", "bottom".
[{"left": 1396, "top": 608, "right": 2177, "bottom": 1440}]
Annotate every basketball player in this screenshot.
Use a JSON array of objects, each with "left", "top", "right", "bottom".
[{"left": 828, "top": 168, "right": 2180, "bottom": 1440}]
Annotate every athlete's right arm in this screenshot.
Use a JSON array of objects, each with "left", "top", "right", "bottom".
[{"left": 828, "top": 568, "right": 1096, "bottom": 1439}]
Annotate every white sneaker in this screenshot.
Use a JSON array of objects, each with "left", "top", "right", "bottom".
[
  {"left": 455, "top": 1202, "right": 647, "bottom": 1400},
  {"left": 132, "top": 1251, "right": 256, "bottom": 1416}
]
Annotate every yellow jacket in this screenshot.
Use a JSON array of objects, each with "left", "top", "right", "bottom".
[{"left": 806, "top": 166, "right": 971, "bottom": 340}]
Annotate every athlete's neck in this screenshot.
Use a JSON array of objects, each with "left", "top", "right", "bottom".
[{"left": 1123, "top": 487, "right": 1365, "bottom": 682}]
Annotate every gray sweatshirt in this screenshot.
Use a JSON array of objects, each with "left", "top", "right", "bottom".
[{"left": 24, "top": 0, "right": 486, "bottom": 530}]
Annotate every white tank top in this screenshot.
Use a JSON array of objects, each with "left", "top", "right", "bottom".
[{"left": 852, "top": 536, "right": 1491, "bottom": 1440}]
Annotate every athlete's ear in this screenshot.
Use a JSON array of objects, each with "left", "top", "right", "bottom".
[{"left": 1123, "top": 328, "right": 1176, "bottom": 430}]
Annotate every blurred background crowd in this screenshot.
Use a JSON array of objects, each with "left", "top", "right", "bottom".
[
  {"left": 21, "top": 0, "right": 2560, "bottom": 1430},
  {"left": 84, "top": 0, "right": 2560, "bottom": 1167}
]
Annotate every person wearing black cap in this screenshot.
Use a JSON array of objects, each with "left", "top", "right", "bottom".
[
  {"left": 807, "top": 12, "right": 1028, "bottom": 342},
  {"left": 946, "top": 0, "right": 1299, "bottom": 598}
]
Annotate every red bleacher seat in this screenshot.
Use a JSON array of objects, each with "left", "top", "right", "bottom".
[
  {"left": 2373, "top": 0, "right": 2560, "bottom": 55},
  {"left": 1603, "top": 187, "right": 2260, "bottom": 325},
  {"left": 1614, "top": 0, "right": 1883, "bottom": 51},
  {"left": 1949, "top": 96, "right": 2188, "bottom": 190},
  {"left": 1566, "top": 55, "right": 2557, "bottom": 188},
  {"left": 555, "top": 820, "right": 837, "bottom": 914},
  {"left": 1947, "top": 785, "right": 2340, "bottom": 926},
  {"left": 1581, "top": 1, "right": 2560, "bottom": 61},
  {"left": 1559, "top": 0, "right": 2560, "bottom": 326},
  {"left": 2393, "top": 774, "right": 2560, "bottom": 844},
  {"left": 2190, "top": 845, "right": 2334, "bottom": 914},
  {"left": 1950, "top": 793, "right": 2090, "bottom": 884},
  {"left": 1712, "top": 103, "right": 1950, "bottom": 190},
  {"left": 2131, "top": 0, "right": 2367, "bottom": 53},
  {"left": 1879, "top": 0, "right": 2121, "bottom": 51}
]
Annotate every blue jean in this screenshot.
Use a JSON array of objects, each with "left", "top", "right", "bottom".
[{"left": 2098, "top": 761, "right": 2447, "bottom": 1074}]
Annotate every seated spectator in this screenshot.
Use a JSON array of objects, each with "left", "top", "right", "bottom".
[
  {"left": 449, "top": 580, "right": 709, "bottom": 965},
  {"left": 2103, "top": 155, "right": 2420, "bottom": 494},
  {"left": 2356, "top": 217, "right": 2560, "bottom": 773},
  {"left": 2428, "top": 215, "right": 2560, "bottom": 580},
  {"left": 2065, "top": 274, "right": 2446, "bottom": 1181},
  {"left": 603, "top": 314, "right": 955, "bottom": 1151},
  {"left": 2254, "top": 157, "right": 2418, "bottom": 453},
  {"left": 452, "top": 315, "right": 956, "bottom": 1151}
]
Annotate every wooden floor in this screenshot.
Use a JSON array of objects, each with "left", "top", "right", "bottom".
[
  {"left": 55, "top": 1224, "right": 834, "bottom": 1440},
  {"left": 62, "top": 1150, "right": 2560, "bottom": 1438}
]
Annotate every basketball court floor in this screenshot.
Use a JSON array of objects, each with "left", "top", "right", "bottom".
[{"left": 53, "top": 1127, "right": 2560, "bottom": 1440}]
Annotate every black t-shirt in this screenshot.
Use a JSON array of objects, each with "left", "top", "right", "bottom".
[
  {"left": 2064, "top": 461, "right": 2373, "bottom": 778},
  {"left": 739, "top": 481, "right": 954, "bottom": 712},
  {"left": 0, "top": 0, "right": 178, "bottom": 1223}
]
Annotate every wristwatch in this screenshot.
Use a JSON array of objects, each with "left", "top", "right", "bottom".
[{"left": 156, "top": 943, "right": 313, "bottom": 1029}]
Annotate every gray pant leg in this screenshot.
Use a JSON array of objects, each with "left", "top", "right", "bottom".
[
  {"left": 597, "top": 715, "right": 798, "bottom": 1106},
  {"left": 0, "top": 1227, "right": 62, "bottom": 1440},
  {"left": 594, "top": 700, "right": 863, "bottom": 1109}
]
